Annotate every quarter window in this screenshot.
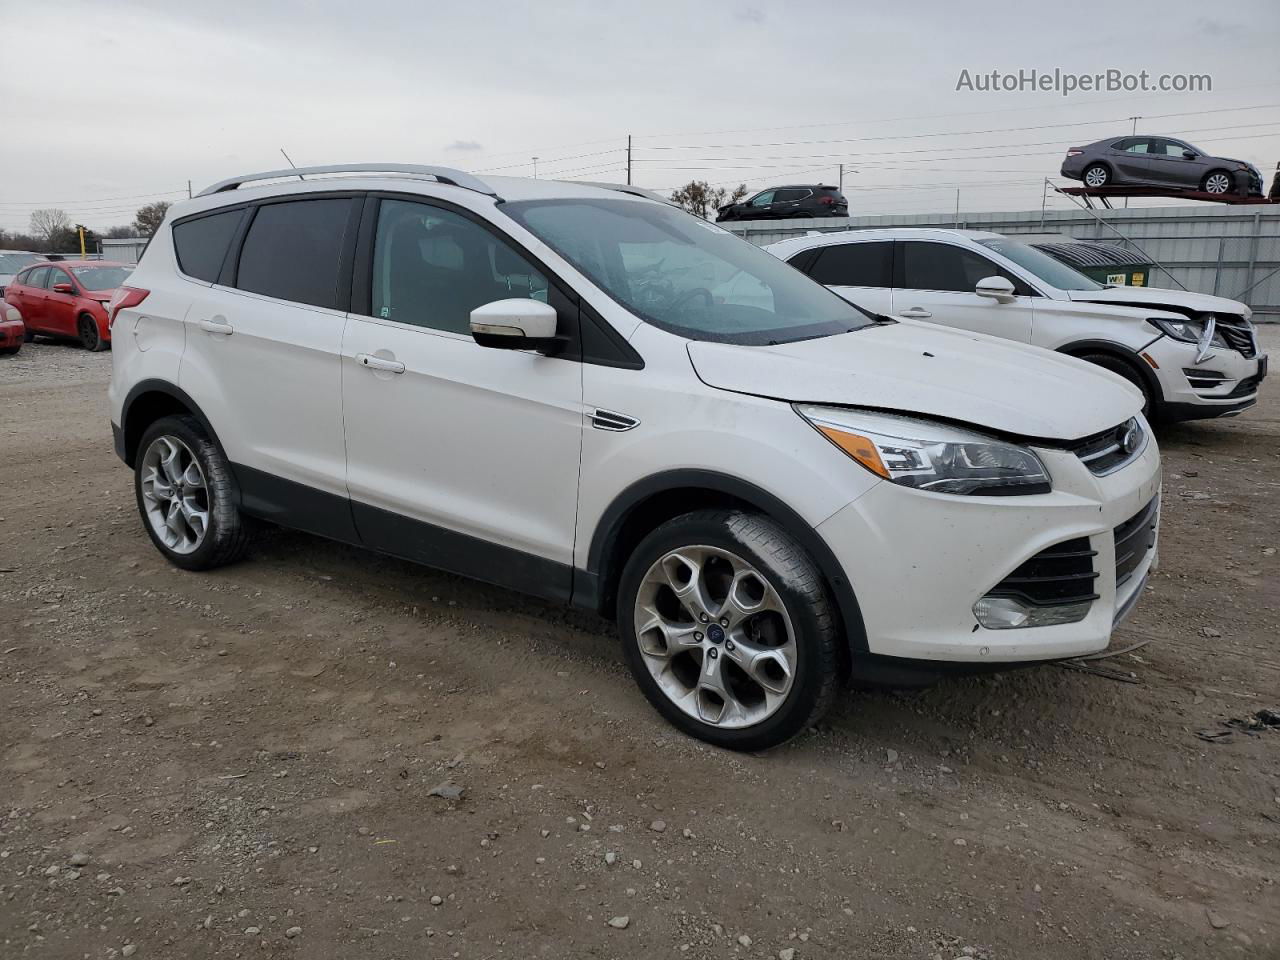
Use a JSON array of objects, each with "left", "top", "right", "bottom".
[
  {"left": 371, "top": 198, "right": 549, "bottom": 335},
  {"left": 173, "top": 209, "right": 244, "bottom": 283},
  {"left": 235, "top": 198, "right": 353, "bottom": 309},
  {"left": 806, "top": 242, "right": 892, "bottom": 287},
  {"left": 899, "top": 241, "right": 1028, "bottom": 295}
]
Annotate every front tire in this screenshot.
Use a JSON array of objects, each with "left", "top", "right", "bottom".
[
  {"left": 134, "top": 415, "right": 252, "bottom": 570},
  {"left": 1202, "top": 170, "right": 1232, "bottom": 195},
  {"left": 1078, "top": 352, "right": 1155, "bottom": 418},
  {"left": 618, "top": 509, "right": 840, "bottom": 751},
  {"left": 78, "top": 314, "right": 106, "bottom": 351},
  {"left": 1083, "top": 163, "right": 1110, "bottom": 188}
]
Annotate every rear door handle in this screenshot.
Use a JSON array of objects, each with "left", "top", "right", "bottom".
[
  {"left": 898, "top": 308, "right": 933, "bottom": 319},
  {"left": 356, "top": 353, "right": 405, "bottom": 374},
  {"left": 198, "top": 318, "right": 234, "bottom": 336}
]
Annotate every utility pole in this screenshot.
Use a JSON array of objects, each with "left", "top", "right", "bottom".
[
  {"left": 838, "top": 163, "right": 843, "bottom": 192},
  {"left": 626, "top": 135, "right": 632, "bottom": 186},
  {"left": 187, "top": 180, "right": 192, "bottom": 199},
  {"left": 954, "top": 189, "right": 960, "bottom": 228},
  {"left": 78, "top": 226, "right": 86, "bottom": 258},
  {"left": 532, "top": 156, "right": 539, "bottom": 179}
]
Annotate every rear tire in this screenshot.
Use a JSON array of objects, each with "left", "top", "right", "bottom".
[
  {"left": 618, "top": 509, "right": 840, "bottom": 751},
  {"left": 78, "top": 314, "right": 106, "bottom": 352},
  {"left": 0, "top": 345, "right": 19, "bottom": 356},
  {"left": 1078, "top": 352, "right": 1155, "bottom": 418},
  {"left": 134, "top": 415, "right": 252, "bottom": 571},
  {"left": 1083, "top": 163, "right": 1110, "bottom": 188}
]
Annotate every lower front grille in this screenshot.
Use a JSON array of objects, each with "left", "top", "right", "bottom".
[
  {"left": 1223, "top": 371, "right": 1264, "bottom": 399},
  {"left": 987, "top": 537, "right": 1099, "bottom": 607},
  {"left": 1115, "top": 498, "right": 1158, "bottom": 588}
]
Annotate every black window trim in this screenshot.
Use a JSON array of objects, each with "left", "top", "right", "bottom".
[
  {"left": 892, "top": 239, "right": 1044, "bottom": 298},
  {"left": 350, "top": 190, "right": 643, "bottom": 370}
]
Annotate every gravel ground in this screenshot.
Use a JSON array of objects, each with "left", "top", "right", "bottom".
[{"left": 1, "top": 332, "right": 1278, "bottom": 959}]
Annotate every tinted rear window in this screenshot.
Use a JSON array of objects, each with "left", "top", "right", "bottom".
[
  {"left": 173, "top": 209, "right": 244, "bottom": 283},
  {"left": 235, "top": 199, "right": 352, "bottom": 309},
  {"left": 806, "top": 241, "right": 891, "bottom": 287}
]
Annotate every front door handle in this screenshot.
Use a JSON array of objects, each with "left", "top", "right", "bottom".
[
  {"left": 356, "top": 353, "right": 405, "bottom": 374},
  {"left": 198, "top": 317, "right": 234, "bottom": 336},
  {"left": 898, "top": 307, "right": 933, "bottom": 319}
]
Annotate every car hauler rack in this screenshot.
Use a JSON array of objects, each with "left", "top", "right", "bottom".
[{"left": 1059, "top": 184, "right": 1280, "bottom": 210}]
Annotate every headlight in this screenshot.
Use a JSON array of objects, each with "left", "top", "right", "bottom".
[
  {"left": 1147, "top": 316, "right": 1226, "bottom": 348},
  {"left": 797, "top": 406, "right": 1051, "bottom": 496}
]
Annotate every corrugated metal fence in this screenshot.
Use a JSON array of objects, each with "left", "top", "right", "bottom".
[{"left": 721, "top": 205, "right": 1280, "bottom": 319}]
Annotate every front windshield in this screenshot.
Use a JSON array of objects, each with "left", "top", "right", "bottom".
[
  {"left": 70, "top": 265, "right": 132, "bottom": 290},
  {"left": 502, "top": 198, "right": 874, "bottom": 344},
  {"left": 976, "top": 237, "right": 1103, "bottom": 292}
]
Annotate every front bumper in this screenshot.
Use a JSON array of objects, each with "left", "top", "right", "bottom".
[
  {"left": 1147, "top": 336, "right": 1266, "bottom": 420},
  {"left": 818, "top": 431, "right": 1161, "bottom": 665},
  {"left": 0, "top": 320, "right": 23, "bottom": 348}
]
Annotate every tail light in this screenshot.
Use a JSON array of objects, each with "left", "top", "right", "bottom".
[
  {"left": 1066, "top": 149, "right": 1084, "bottom": 157},
  {"left": 108, "top": 286, "right": 149, "bottom": 329},
  {"left": 817, "top": 196, "right": 836, "bottom": 205}
]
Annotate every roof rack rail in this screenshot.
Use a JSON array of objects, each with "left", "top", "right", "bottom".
[
  {"left": 196, "top": 163, "right": 498, "bottom": 199},
  {"left": 569, "top": 181, "right": 675, "bottom": 205}
]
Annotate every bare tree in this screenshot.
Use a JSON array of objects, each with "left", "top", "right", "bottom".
[
  {"left": 133, "top": 201, "right": 171, "bottom": 237},
  {"left": 104, "top": 225, "right": 138, "bottom": 239},
  {"left": 29, "top": 208, "right": 70, "bottom": 247},
  {"left": 669, "top": 181, "right": 750, "bottom": 220}
]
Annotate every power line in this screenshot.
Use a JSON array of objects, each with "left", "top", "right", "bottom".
[{"left": 632, "top": 81, "right": 1280, "bottom": 141}]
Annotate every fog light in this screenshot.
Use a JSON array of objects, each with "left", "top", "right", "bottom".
[{"left": 972, "top": 596, "right": 1092, "bottom": 630}]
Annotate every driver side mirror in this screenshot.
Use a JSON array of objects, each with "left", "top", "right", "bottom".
[
  {"left": 975, "top": 276, "right": 1017, "bottom": 304},
  {"left": 1182, "top": 149, "right": 1196, "bottom": 160},
  {"left": 470, "top": 298, "right": 559, "bottom": 351},
  {"left": 52, "top": 282, "right": 75, "bottom": 294}
]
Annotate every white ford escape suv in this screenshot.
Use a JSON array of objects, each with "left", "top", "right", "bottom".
[
  {"left": 108, "top": 164, "right": 1161, "bottom": 750},
  {"left": 767, "top": 228, "right": 1267, "bottom": 422}
]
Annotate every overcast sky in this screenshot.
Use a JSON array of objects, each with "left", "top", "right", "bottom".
[{"left": 1, "top": 0, "right": 1277, "bottom": 232}]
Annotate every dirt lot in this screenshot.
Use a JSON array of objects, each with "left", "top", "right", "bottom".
[{"left": 1, "top": 331, "right": 1278, "bottom": 960}]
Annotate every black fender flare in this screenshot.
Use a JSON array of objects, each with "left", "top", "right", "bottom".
[
  {"left": 582, "top": 468, "right": 869, "bottom": 661},
  {"left": 1056, "top": 339, "right": 1164, "bottom": 405},
  {"left": 117, "top": 379, "right": 225, "bottom": 468}
]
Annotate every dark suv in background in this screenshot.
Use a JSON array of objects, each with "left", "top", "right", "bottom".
[{"left": 716, "top": 185, "right": 848, "bottom": 221}]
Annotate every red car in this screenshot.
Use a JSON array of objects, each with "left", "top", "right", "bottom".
[
  {"left": 3, "top": 260, "right": 133, "bottom": 351},
  {"left": 0, "top": 301, "right": 24, "bottom": 355}
]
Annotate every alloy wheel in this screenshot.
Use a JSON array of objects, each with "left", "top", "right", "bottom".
[
  {"left": 1204, "top": 173, "right": 1231, "bottom": 194},
  {"left": 1084, "top": 166, "right": 1108, "bottom": 188},
  {"left": 632, "top": 545, "right": 797, "bottom": 729},
  {"left": 79, "top": 316, "right": 100, "bottom": 350},
  {"left": 139, "top": 435, "right": 210, "bottom": 555}
]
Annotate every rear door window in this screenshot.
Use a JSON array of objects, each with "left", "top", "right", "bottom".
[
  {"left": 807, "top": 242, "right": 892, "bottom": 287},
  {"left": 235, "top": 198, "right": 354, "bottom": 309},
  {"left": 173, "top": 209, "right": 244, "bottom": 283},
  {"left": 773, "top": 188, "right": 810, "bottom": 202},
  {"left": 24, "top": 266, "right": 51, "bottom": 289}
]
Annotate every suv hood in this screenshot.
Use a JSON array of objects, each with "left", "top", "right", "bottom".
[
  {"left": 687, "top": 321, "right": 1141, "bottom": 441},
  {"left": 1065, "top": 286, "right": 1250, "bottom": 319}
]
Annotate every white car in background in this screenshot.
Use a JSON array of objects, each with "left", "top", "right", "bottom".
[
  {"left": 767, "top": 228, "right": 1267, "bottom": 422},
  {"left": 0, "top": 250, "right": 46, "bottom": 293},
  {"left": 109, "top": 165, "right": 1160, "bottom": 750}
]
